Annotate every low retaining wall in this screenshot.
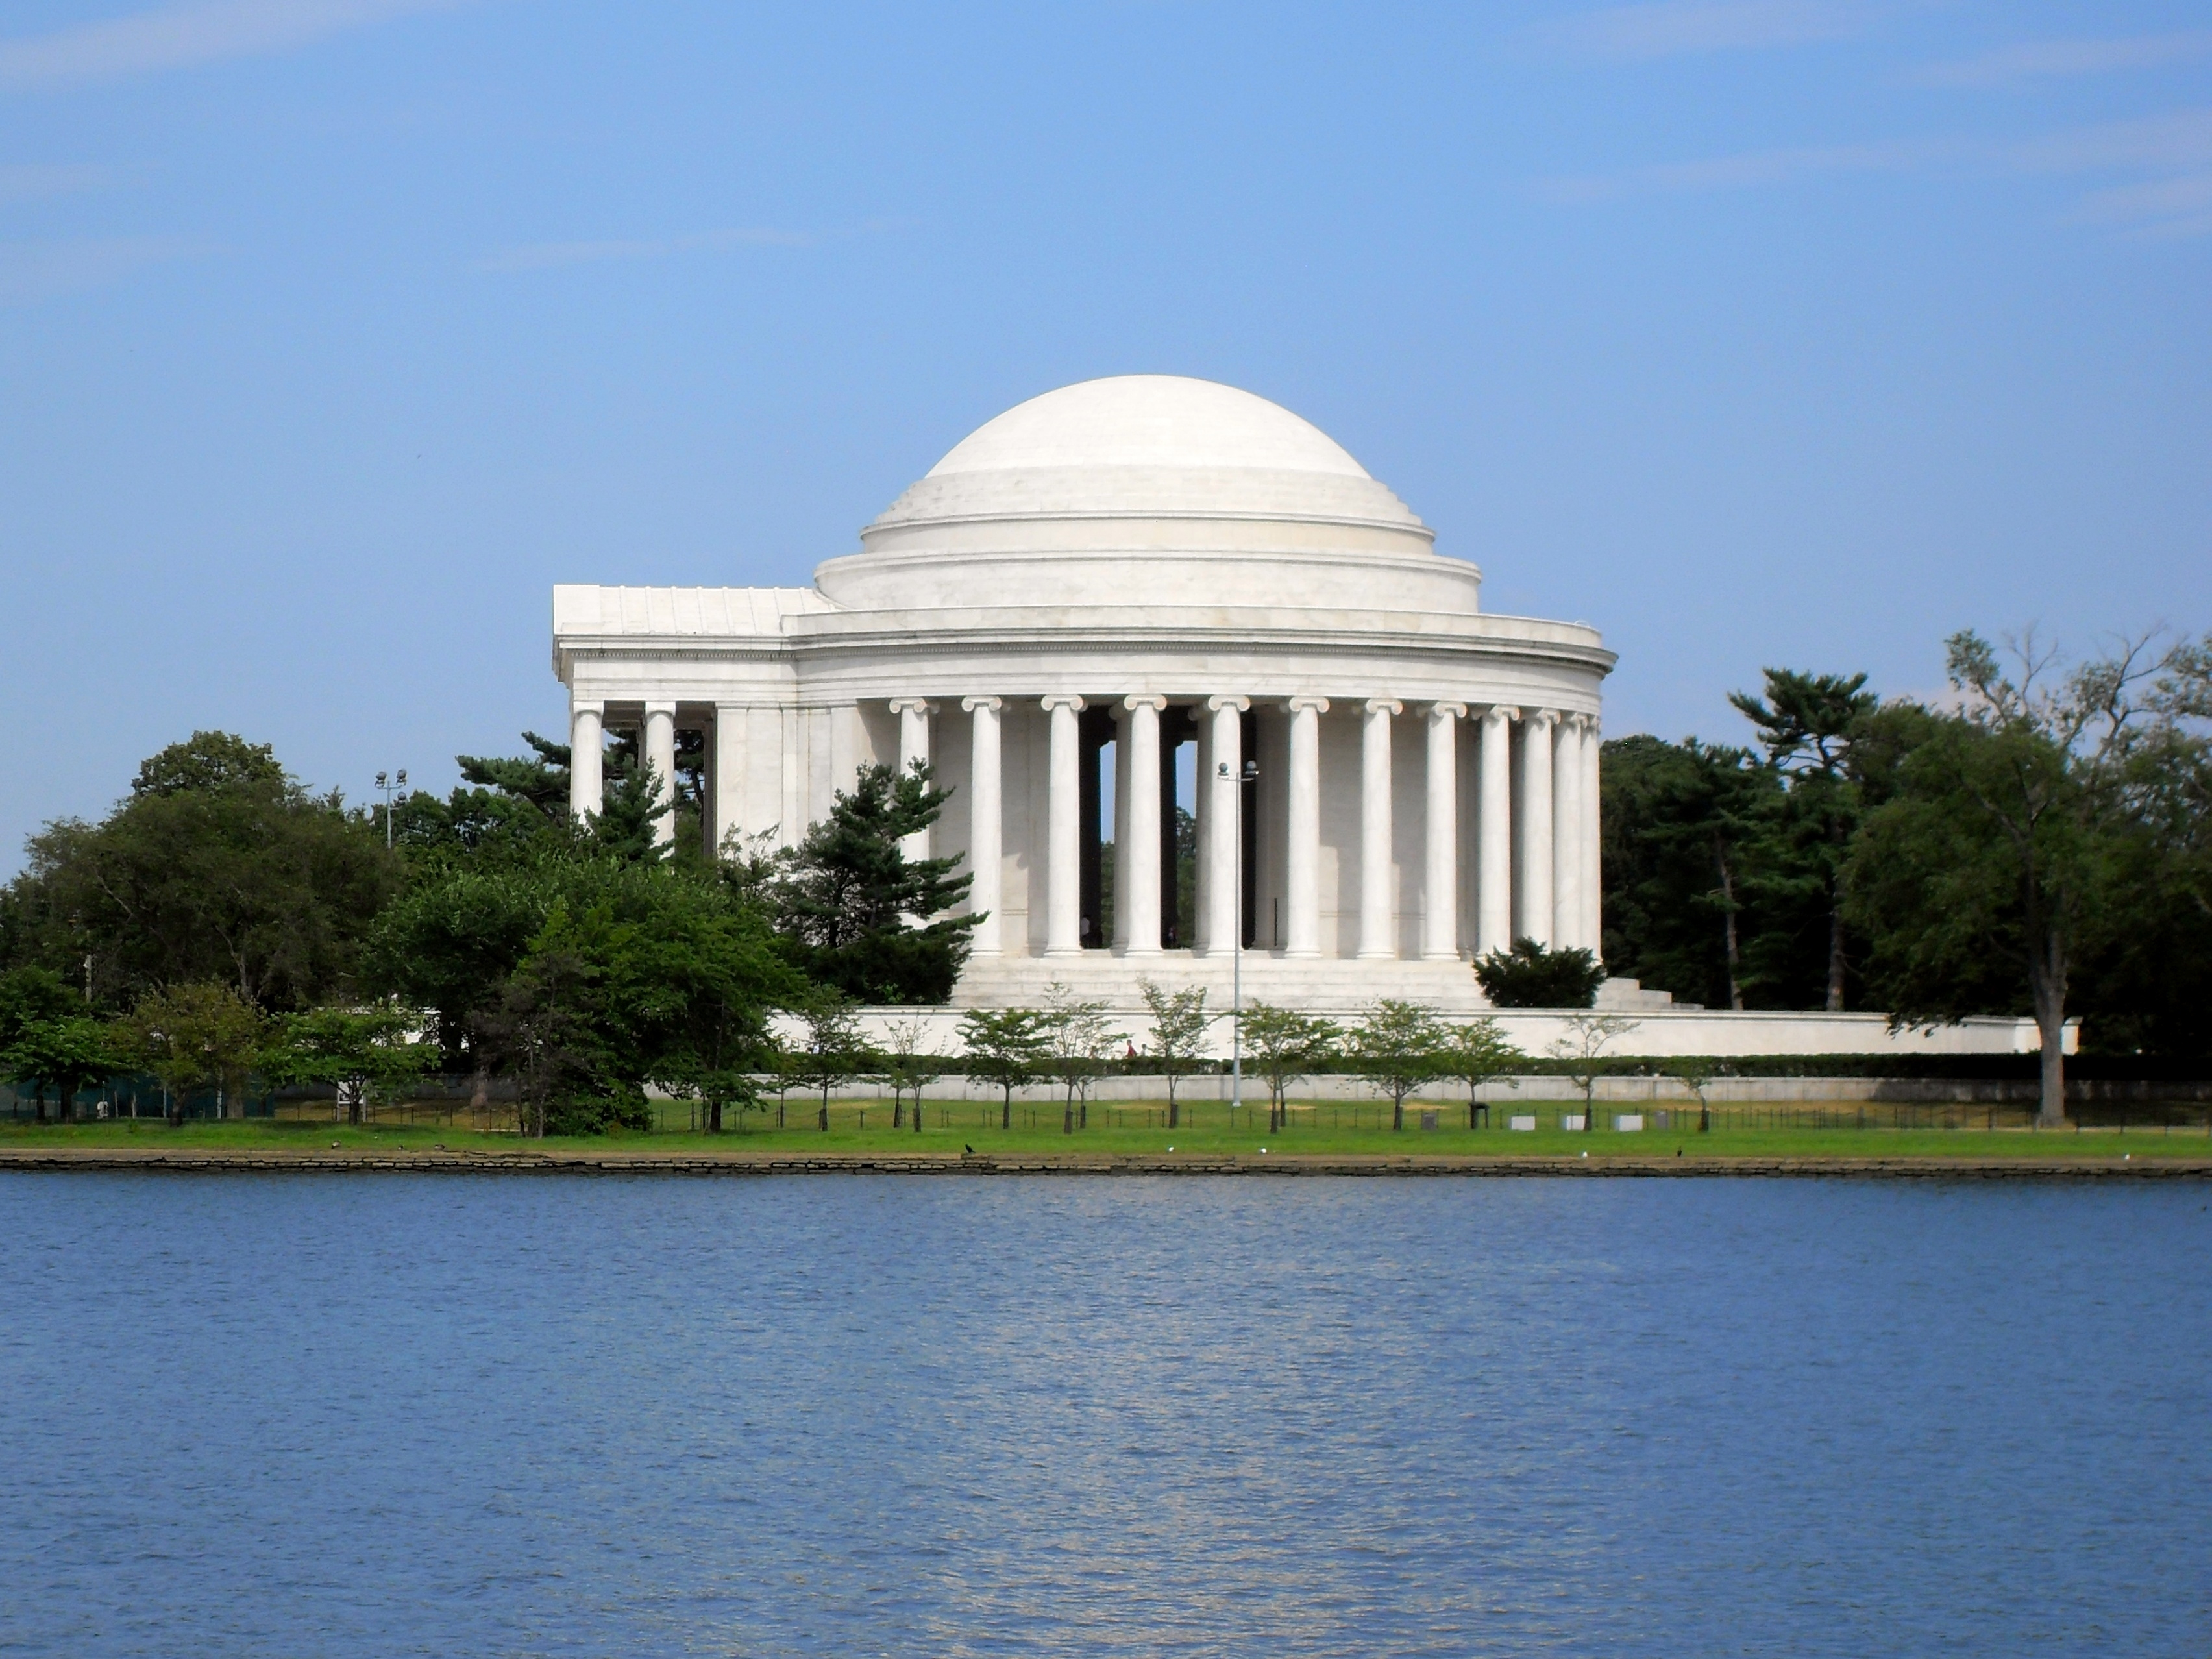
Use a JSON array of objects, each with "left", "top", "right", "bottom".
[
  {"left": 813, "top": 1005, "right": 2064, "bottom": 1059},
  {"left": 754, "top": 1074, "right": 2212, "bottom": 1107}
]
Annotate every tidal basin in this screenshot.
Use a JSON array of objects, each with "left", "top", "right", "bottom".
[{"left": 3, "top": 1174, "right": 2206, "bottom": 1656}]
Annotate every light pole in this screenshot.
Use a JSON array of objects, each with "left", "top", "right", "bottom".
[
  {"left": 375, "top": 769, "right": 408, "bottom": 850},
  {"left": 1220, "top": 755, "right": 1259, "bottom": 1124}
]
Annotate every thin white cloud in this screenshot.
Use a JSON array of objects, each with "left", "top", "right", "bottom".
[
  {"left": 0, "top": 235, "right": 202, "bottom": 304},
  {"left": 1540, "top": 106, "right": 2212, "bottom": 237},
  {"left": 1538, "top": 139, "right": 1941, "bottom": 200},
  {"left": 2073, "top": 172, "right": 2212, "bottom": 238},
  {"left": 1914, "top": 31, "right": 2212, "bottom": 88},
  {"left": 2015, "top": 108, "right": 2212, "bottom": 238},
  {"left": 0, "top": 0, "right": 471, "bottom": 92},
  {"left": 0, "top": 162, "right": 116, "bottom": 204},
  {"left": 2011, "top": 107, "right": 2212, "bottom": 175},
  {"left": 1542, "top": 0, "right": 1876, "bottom": 58},
  {"left": 477, "top": 227, "right": 817, "bottom": 273}
]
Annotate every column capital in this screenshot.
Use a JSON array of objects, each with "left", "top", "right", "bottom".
[
  {"left": 887, "top": 697, "right": 935, "bottom": 717},
  {"left": 960, "top": 695, "right": 1003, "bottom": 713},
  {"left": 571, "top": 696, "right": 605, "bottom": 716},
  {"left": 1206, "top": 694, "right": 1250, "bottom": 713},
  {"left": 1428, "top": 701, "right": 1467, "bottom": 721},
  {"left": 1364, "top": 698, "right": 1403, "bottom": 717},
  {"left": 1524, "top": 707, "right": 1560, "bottom": 732},
  {"left": 1286, "top": 694, "right": 1331, "bottom": 714},
  {"left": 1481, "top": 703, "right": 1520, "bottom": 726},
  {"left": 1038, "top": 694, "right": 1086, "bottom": 713},
  {"left": 1122, "top": 693, "right": 1169, "bottom": 713},
  {"left": 644, "top": 700, "right": 678, "bottom": 717}
]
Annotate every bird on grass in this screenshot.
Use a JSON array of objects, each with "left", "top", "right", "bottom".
[{"left": 963, "top": 1144, "right": 975, "bottom": 1155}]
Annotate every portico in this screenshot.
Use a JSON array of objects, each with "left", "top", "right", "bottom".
[{"left": 553, "top": 375, "right": 1612, "bottom": 1011}]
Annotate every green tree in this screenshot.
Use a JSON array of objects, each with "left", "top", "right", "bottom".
[
  {"left": 1729, "top": 669, "right": 1881, "bottom": 1012},
  {"left": 1436, "top": 1017, "right": 1523, "bottom": 1129},
  {"left": 1346, "top": 999, "right": 1449, "bottom": 1132},
  {"left": 772, "top": 760, "right": 977, "bottom": 1003},
  {"left": 115, "top": 981, "right": 267, "bottom": 1121},
  {"left": 879, "top": 1015, "right": 944, "bottom": 1131},
  {"left": 1139, "top": 980, "right": 1211, "bottom": 1128},
  {"left": 1600, "top": 735, "right": 1774, "bottom": 1009},
  {"left": 6, "top": 732, "right": 397, "bottom": 1010},
  {"left": 792, "top": 995, "right": 870, "bottom": 1130},
  {"left": 1669, "top": 1054, "right": 1721, "bottom": 1133},
  {"left": 364, "top": 866, "right": 554, "bottom": 1064},
  {"left": 5, "top": 1014, "right": 115, "bottom": 1124},
  {"left": 1475, "top": 939, "right": 1604, "bottom": 1009},
  {"left": 1238, "top": 1002, "right": 1338, "bottom": 1131},
  {"left": 958, "top": 1007, "right": 1053, "bottom": 1129},
  {"left": 1043, "top": 983, "right": 1121, "bottom": 1133},
  {"left": 1549, "top": 1013, "right": 1639, "bottom": 1131},
  {"left": 473, "top": 927, "right": 614, "bottom": 1137},
  {"left": 391, "top": 732, "right": 578, "bottom": 868},
  {"left": 1848, "top": 630, "right": 2209, "bottom": 1124},
  {"left": 264, "top": 1002, "right": 437, "bottom": 1124}
]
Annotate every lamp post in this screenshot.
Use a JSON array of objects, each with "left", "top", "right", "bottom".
[
  {"left": 375, "top": 769, "right": 408, "bottom": 850},
  {"left": 1219, "top": 755, "right": 1259, "bottom": 1121}
]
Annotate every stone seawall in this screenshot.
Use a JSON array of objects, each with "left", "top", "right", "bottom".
[{"left": 3, "top": 1148, "right": 2206, "bottom": 1179}]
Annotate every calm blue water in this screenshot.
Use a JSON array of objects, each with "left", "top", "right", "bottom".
[{"left": 2, "top": 1174, "right": 2207, "bottom": 1656}]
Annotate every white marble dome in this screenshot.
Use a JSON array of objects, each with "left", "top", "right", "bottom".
[{"left": 814, "top": 375, "right": 1470, "bottom": 613}]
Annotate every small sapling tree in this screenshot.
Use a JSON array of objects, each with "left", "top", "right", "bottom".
[
  {"left": 1437, "top": 1016, "right": 1523, "bottom": 1129},
  {"left": 1346, "top": 999, "right": 1449, "bottom": 1132},
  {"left": 794, "top": 995, "right": 870, "bottom": 1131},
  {"left": 1671, "top": 1054, "right": 1720, "bottom": 1133},
  {"left": 1239, "top": 1002, "right": 1339, "bottom": 1132},
  {"left": 1550, "top": 1014, "right": 1639, "bottom": 1131},
  {"left": 958, "top": 1007, "right": 1053, "bottom": 1130},
  {"left": 1139, "top": 980, "right": 1211, "bottom": 1129},
  {"left": 1044, "top": 983, "right": 1121, "bottom": 1133},
  {"left": 881, "top": 1014, "right": 944, "bottom": 1131}
]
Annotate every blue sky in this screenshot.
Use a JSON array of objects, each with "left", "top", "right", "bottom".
[{"left": 3, "top": 0, "right": 2207, "bottom": 866}]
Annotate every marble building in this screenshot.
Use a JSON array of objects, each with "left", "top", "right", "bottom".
[{"left": 552, "top": 375, "right": 1612, "bottom": 1011}]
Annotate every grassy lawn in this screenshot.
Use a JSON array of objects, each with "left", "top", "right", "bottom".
[{"left": 6, "top": 1105, "right": 2211, "bottom": 1162}]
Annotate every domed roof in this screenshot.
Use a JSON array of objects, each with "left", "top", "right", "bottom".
[
  {"left": 816, "top": 374, "right": 1473, "bottom": 616},
  {"left": 924, "top": 375, "right": 1372, "bottom": 480}
]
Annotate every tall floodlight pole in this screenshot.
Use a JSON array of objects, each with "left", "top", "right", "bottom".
[
  {"left": 375, "top": 769, "right": 408, "bottom": 849},
  {"left": 1221, "top": 755, "right": 1259, "bottom": 1122}
]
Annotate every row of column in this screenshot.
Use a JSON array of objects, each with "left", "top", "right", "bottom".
[
  {"left": 942, "top": 694, "right": 1599, "bottom": 962},
  {"left": 568, "top": 693, "right": 1603, "bottom": 960},
  {"left": 567, "top": 700, "right": 681, "bottom": 846}
]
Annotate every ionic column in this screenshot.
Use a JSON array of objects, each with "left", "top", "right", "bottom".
[
  {"left": 963, "top": 697, "right": 1002, "bottom": 956},
  {"left": 1284, "top": 696, "right": 1328, "bottom": 957},
  {"left": 644, "top": 702, "right": 678, "bottom": 847},
  {"left": 1122, "top": 695, "right": 1166, "bottom": 956},
  {"left": 1042, "top": 696, "right": 1085, "bottom": 957},
  {"left": 1477, "top": 706, "right": 1516, "bottom": 955},
  {"left": 570, "top": 700, "right": 604, "bottom": 819},
  {"left": 1582, "top": 718, "right": 1604, "bottom": 956},
  {"left": 1518, "top": 709, "right": 1557, "bottom": 946},
  {"left": 890, "top": 698, "right": 933, "bottom": 864},
  {"left": 1425, "top": 702, "right": 1466, "bottom": 959},
  {"left": 1555, "top": 716, "right": 1590, "bottom": 950},
  {"left": 1358, "top": 699, "right": 1400, "bottom": 959},
  {"left": 1203, "top": 697, "right": 1247, "bottom": 955}
]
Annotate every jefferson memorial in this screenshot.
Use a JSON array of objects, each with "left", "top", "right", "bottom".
[{"left": 553, "top": 375, "right": 1610, "bottom": 1013}]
